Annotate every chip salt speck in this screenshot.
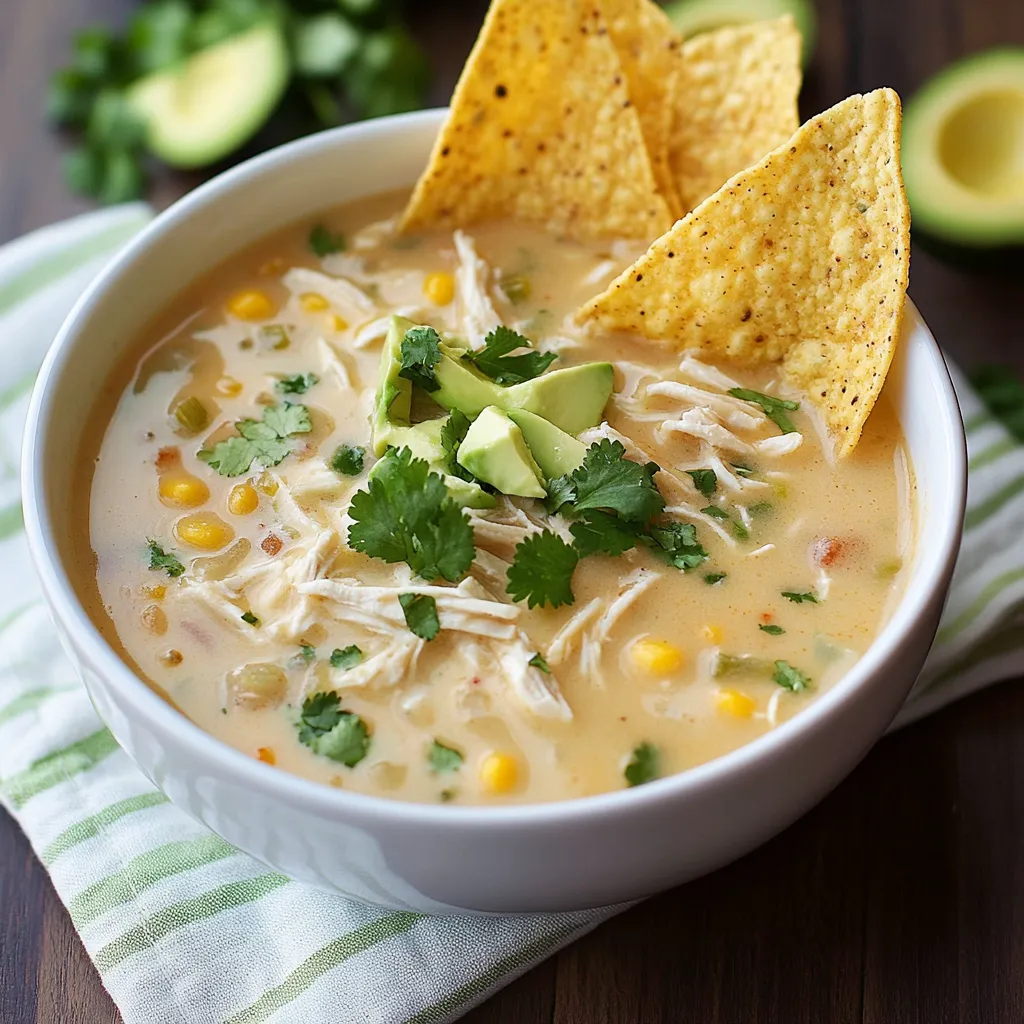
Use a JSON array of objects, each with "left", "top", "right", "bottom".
[{"left": 577, "top": 89, "right": 911, "bottom": 457}]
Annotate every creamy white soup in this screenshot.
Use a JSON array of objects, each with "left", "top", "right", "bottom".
[{"left": 82, "top": 190, "right": 913, "bottom": 805}]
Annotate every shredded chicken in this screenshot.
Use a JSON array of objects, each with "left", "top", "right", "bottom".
[
  {"left": 645, "top": 381, "right": 766, "bottom": 431},
  {"left": 326, "top": 636, "right": 424, "bottom": 692},
  {"left": 677, "top": 355, "right": 742, "bottom": 392},
  {"left": 282, "top": 267, "right": 376, "bottom": 321},
  {"left": 350, "top": 216, "right": 398, "bottom": 251},
  {"left": 546, "top": 598, "right": 603, "bottom": 665},
  {"left": 496, "top": 632, "right": 573, "bottom": 720},
  {"left": 317, "top": 337, "right": 355, "bottom": 390},
  {"left": 351, "top": 306, "right": 425, "bottom": 349},
  {"left": 454, "top": 230, "right": 502, "bottom": 347}
]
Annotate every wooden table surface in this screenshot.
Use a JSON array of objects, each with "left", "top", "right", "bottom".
[{"left": 2, "top": 1, "right": 1024, "bottom": 1021}]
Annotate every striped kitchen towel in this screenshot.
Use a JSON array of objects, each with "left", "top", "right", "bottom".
[{"left": 1, "top": 206, "right": 1023, "bottom": 1024}]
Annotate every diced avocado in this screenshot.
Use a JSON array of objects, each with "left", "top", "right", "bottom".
[
  {"left": 903, "top": 48, "right": 1024, "bottom": 252},
  {"left": 664, "top": 0, "right": 816, "bottom": 66},
  {"left": 506, "top": 409, "right": 586, "bottom": 481},
  {"left": 371, "top": 317, "right": 414, "bottom": 455},
  {"left": 503, "top": 362, "right": 614, "bottom": 436},
  {"left": 126, "top": 22, "right": 291, "bottom": 170},
  {"left": 457, "top": 407, "right": 546, "bottom": 499},
  {"left": 432, "top": 345, "right": 505, "bottom": 418}
]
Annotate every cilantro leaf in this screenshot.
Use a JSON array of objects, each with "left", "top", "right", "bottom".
[
  {"left": 399, "top": 593, "right": 440, "bottom": 640},
  {"left": 240, "top": 610, "right": 260, "bottom": 626},
  {"left": 732, "top": 463, "right": 755, "bottom": 477},
  {"left": 543, "top": 474, "right": 576, "bottom": 514},
  {"left": 462, "top": 326, "right": 557, "bottom": 385},
  {"left": 347, "top": 448, "right": 475, "bottom": 582},
  {"left": 701, "top": 505, "right": 730, "bottom": 520},
  {"left": 296, "top": 691, "right": 370, "bottom": 765},
  {"left": 749, "top": 501, "right": 774, "bottom": 517},
  {"left": 570, "top": 440, "right": 664, "bottom": 524},
  {"left": 773, "top": 660, "right": 812, "bottom": 692},
  {"left": 298, "top": 643, "right": 316, "bottom": 662},
  {"left": 297, "top": 691, "right": 343, "bottom": 742},
  {"left": 276, "top": 372, "right": 319, "bottom": 395},
  {"left": 440, "top": 409, "right": 474, "bottom": 482},
  {"left": 704, "top": 572, "right": 727, "bottom": 585},
  {"left": 728, "top": 388, "right": 800, "bottom": 434},
  {"left": 759, "top": 624, "right": 785, "bottom": 635},
  {"left": 700, "top": 505, "right": 748, "bottom": 540},
  {"left": 199, "top": 403, "right": 311, "bottom": 477},
  {"left": 330, "top": 645, "right": 363, "bottom": 670},
  {"left": 399, "top": 325, "right": 442, "bottom": 393},
  {"left": 147, "top": 539, "right": 185, "bottom": 578},
  {"left": 506, "top": 531, "right": 578, "bottom": 609},
  {"left": 529, "top": 652, "right": 551, "bottom": 673},
  {"left": 329, "top": 444, "right": 365, "bottom": 476},
  {"left": 569, "top": 511, "right": 640, "bottom": 558},
  {"left": 687, "top": 469, "right": 717, "bottom": 497},
  {"left": 428, "top": 740, "right": 463, "bottom": 773},
  {"left": 624, "top": 742, "right": 660, "bottom": 787},
  {"left": 309, "top": 224, "right": 345, "bottom": 257},
  {"left": 646, "top": 522, "right": 708, "bottom": 571},
  {"left": 782, "top": 591, "right": 818, "bottom": 604}
]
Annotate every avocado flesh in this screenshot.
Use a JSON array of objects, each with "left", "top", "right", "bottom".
[
  {"left": 457, "top": 407, "right": 547, "bottom": 499},
  {"left": 903, "top": 48, "right": 1024, "bottom": 248},
  {"left": 506, "top": 409, "right": 587, "bottom": 481},
  {"left": 664, "top": 0, "right": 816, "bottom": 66}
]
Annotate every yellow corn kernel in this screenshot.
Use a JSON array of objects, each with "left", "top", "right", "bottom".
[
  {"left": 480, "top": 752, "right": 518, "bottom": 795},
  {"left": 257, "top": 747, "right": 276, "bottom": 765},
  {"left": 715, "top": 689, "right": 756, "bottom": 718},
  {"left": 175, "top": 511, "right": 234, "bottom": 551},
  {"left": 226, "top": 289, "right": 276, "bottom": 321},
  {"left": 258, "top": 257, "right": 285, "bottom": 276},
  {"left": 142, "top": 584, "right": 166, "bottom": 601},
  {"left": 254, "top": 471, "right": 279, "bottom": 496},
  {"left": 701, "top": 624, "right": 724, "bottom": 644},
  {"left": 216, "top": 376, "right": 243, "bottom": 396},
  {"left": 330, "top": 313, "right": 348, "bottom": 332},
  {"left": 423, "top": 271, "right": 455, "bottom": 306},
  {"left": 159, "top": 473, "right": 210, "bottom": 509},
  {"left": 631, "top": 638, "right": 683, "bottom": 676},
  {"left": 228, "top": 481, "right": 259, "bottom": 516},
  {"left": 300, "top": 292, "right": 330, "bottom": 312}
]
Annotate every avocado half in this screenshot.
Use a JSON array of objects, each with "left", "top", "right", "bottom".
[
  {"left": 663, "top": 0, "right": 816, "bottom": 67},
  {"left": 902, "top": 48, "right": 1024, "bottom": 256}
]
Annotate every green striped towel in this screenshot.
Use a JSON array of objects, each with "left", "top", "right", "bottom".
[{"left": 1, "top": 206, "right": 1021, "bottom": 1024}]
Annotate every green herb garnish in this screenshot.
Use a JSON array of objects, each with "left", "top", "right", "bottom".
[
  {"left": 704, "top": 572, "right": 727, "bottom": 585},
  {"left": 569, "top": 439, "right": 664, "bottom": 523},
  {"left": 728, "top": 388, "right": 800, "bottom": 434},
  {"left": 462, "top": 326, "right": 557, "bottom": 385},
  {"left": 700, "top": 504, "right": 748, "bottom": 539},
  {"left": 646, "top": 522, "right": 708, "bottom": 571},
  {"left": 749, "top": 501, "right": 774, "bottom": 517},
  {"left": 309, "top": 224, "right": 345, "bottom": 257},
  {"left": 347, "top": 448, "right": 474, "bottom": 583},
  {"left": 258, "top": 325, "right": 290, "bottom": 350},
  {"left": 529, "top": 652, "right": 551, "bottom": 674},
  {"left": 399, "top": 593, "right": 440, "bottom": 640},
  {"left": 147, "top": 539, "right": 184, "bottom": 578},
  {"left": 276, "top": 372, "right": 319, "bottom": 395},
  {"left": 732, "top": 463, "right": 755, "bottom": 477},
  {"left": 759, "top": 624, "right": 785, "bottom": 635},
  {"left": 569, "top": 511, "right": 640, "bottom": 558},
  {"left": 297, "top": 691, "right": 370, "bottom": 767},
  {"left": 439, "top": 409, "right": 474, "bottom": 482},
  {"left": 329, "top": 444, "right": 365, "bottom": 476},
  {"left": 498, "top": 273, "right": 531, "bottom": 305},
  {"left": 782, "top": 591, "right": 818, "bottom": 604},
  {"left": 298, "top": 643, "right": 316, "bottom": 662},
  {"left": 773, "top": 660, "right": 812, "bottom": 692},
  {"left": 506, "top": 531, "right": 579, "bottom": 609},
  {"left": 428, "top": 740, "right": 463, "bottom": 773},
  {"left": 624, "top": 742, "right": 660, "bottom": 787},
  {"left": 399, "top": 325, "right": 442, "bottom": 393},
  {"left": 240, "top": 610, "right": 259, "bottom": 626},
  {"left": 687, "top": 468, "right": 717, "bottom": 497},
  {"left": 199, "top": 402, "right": 311, "bottom": 477},
  {"left": 330, "top": 645, "right": 363, "bottom": 670}
]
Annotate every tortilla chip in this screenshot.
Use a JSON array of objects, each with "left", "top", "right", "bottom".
[
  {"left": 670, "top": 17, "right": 802, "bottom": 214},
  {"left": 577, "top": 89, "right": 911, "bottom": 457},
  {"left": 604, "top": 0, "right": 685, "bottom": 218},
  {"left": 399, "top": 0, "right": 672, "bottom": 243}
]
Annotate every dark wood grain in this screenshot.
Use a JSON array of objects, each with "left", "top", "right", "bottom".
[{"left": 2, "top": 1, "right": 1024, "bottom": 1022}]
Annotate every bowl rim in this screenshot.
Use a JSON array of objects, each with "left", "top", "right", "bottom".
[{"left": 22, "top": 109, "right": 967, "bottom": 830}]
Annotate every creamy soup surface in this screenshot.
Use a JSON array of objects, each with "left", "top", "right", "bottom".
[{"left": 82, "top": 190, "right": 914, "bottom": 805}]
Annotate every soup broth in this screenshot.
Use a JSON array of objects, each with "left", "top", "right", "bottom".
[{"left": 83, "top": 191, "right": 913, "bottom": 805}]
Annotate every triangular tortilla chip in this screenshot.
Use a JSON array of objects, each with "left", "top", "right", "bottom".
[
  {"left": 399, "top": 0, "right": 672, "bottom": 243},
  {"left": 578, "top": 90, "right": 911, "bottom": 457},
  {"left": 604, "top": 0, "right": 685, "bottom": 218},
  {"left": 670, "top": 17, "right": 802, "bottom": 213}
]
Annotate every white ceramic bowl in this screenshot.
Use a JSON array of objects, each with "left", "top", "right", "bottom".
[{"left": 23, "top": 111, "right": 966, "bottom": 914}]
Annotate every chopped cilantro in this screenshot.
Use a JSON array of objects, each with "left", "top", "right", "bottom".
[
  {"left": 624, "top": 742, "right": 660, "bottom": 787},
  {"left": 297, "top": 691, "right": 369, "bottom": 766},
  {"left": 728, "top": 388, "right": 800, "bottom": 434},
  {"left": 347, "top": 447, "right": 475, "bottom": 582},
  {"left": 773, "top": 660, "right": 812, "bottom": 692},
  {"left": 329, "top": 444, "right": 365, "bottom": 476},
  {"left": 543, "top": 473, "right": 576, "bottom": 514},
  {"left": 440, "top": 788, "right": 456, "bottom": 802},
  {"left": 399, "top": 325, "right": 442, "bottom": 393},
  {"left": 298, "top": 643, "right": 316, "bottom": 662},
  {"left": 258, "top": 325, "right": 290, "bottom": 350},
  {"left": 399, "top": 593, "right": 440, "bottom": 640},
  {"left": 462, "top": 326, "right": 557, "bottom": 385},
  {"left": 687, "top": 468, "right": 717, "bottom": 498},
  {"left": 570, "top": 439, "right": 664, "bottom": 523},
  {"left": 439, "top": 409, "right": 474, "bottom": 482},
  {"left": 749, "top": 501, "right": 774, "bottom": 517},
  {"left": 309, "top": 224, "right": 345, "bottom": 257},
  {"left": 199, "top": 403, "right": 312, "bottom": 477},
  {"left": 732, "top": 463, "right": 755, "bottom": 477},
  {"left": 646, "top": 522, "right": 708, "bottom": 571},
  {"left": 782, "top": 591, "right": 818, "bottom": 604},
  {"left": 428, "top": 740, "right": 463, "bottom": 773},
  {"left": 704, "top": 572, "right": 727, "bottom": 585},
  {"left": 700, "top": 504, "right": 749, "bottom": 537},
  {"left": 330, "top": 645, "right": 363, "bottom": 670},
  {"left": 701, "top": 505, "right": 730, "bottom": 520},
  {"left": 569, "top": 510, "right": 640, "bottom": 558},
  {"left": 506, "top": 530, "right": 579, "bottom": 609},
  {"left": 147, "top": 540, "right": 184, "bottom": 578},
  {"left": 276, "top": 372, "right": 318, "bottom": 395},
  {"left": 240, "top": 610, "right": 260, "bottom": 626},
  {"left": 529, "top": 652, "right": 551, "bottom": 674},
  {"left": 759, "top": 624, "right": 785, "bottom": 635},
  {"left": 732, "top": 519, "right": 750, "bottom": 540}
]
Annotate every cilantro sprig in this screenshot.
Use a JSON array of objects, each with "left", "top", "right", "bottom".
[
  {"left": 329, "top": 444, "right": 365, "bottom": 476},
  {"left": 773, "top": 660, "right": 812, "bottom": 692},
  {"left": 439, "top": 410, "right": 474, "bottom": 482},
  {"left": 348, "top": 448, "right": 474, "bottom": 583},
  {"left": 687, "top": 469, "right": 717, "bottom": 498},
  {"left": 646, "top": 523, "right": 708, "bottom": 570},
  {"left": 309, "top": 224, "right": 344, "bottom": 257},
  {"left": 399, "top": 593, "right": 440, "bottom": 640},
  {"left": 276, "top": 372, "right": 318, "bottom": 395},
  {"left": 330, "top": 645, "right": 363, "bottom": 670},
  {"left": 296, "top": 691, "right": 370, "bottom": 767},
  {"left": 199, "top": 403, "right": 311, "bottom": 477},
  {"left": 506, "top": 532, "right": 579, "bottom": 609},
  {"left": 624, "top": 742, "right": 660, "bottom": 787},
  {"left": 399, "top": 325, "right": 442, "bottom": 393},
  {"left": 462, "top": 326, "right": 557, "bottom": 385},
  {"left": 782, "top": 590, "right": 818, "bottom": 604},
  {"left": 428, "top": 740, "right": 463, "bottom": 773},
  {"left": 728, "top": 388, "right": 800, "bottom": 434},
  {"left": 147, "top": 539, "right": 184, "bottom": 578}
]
